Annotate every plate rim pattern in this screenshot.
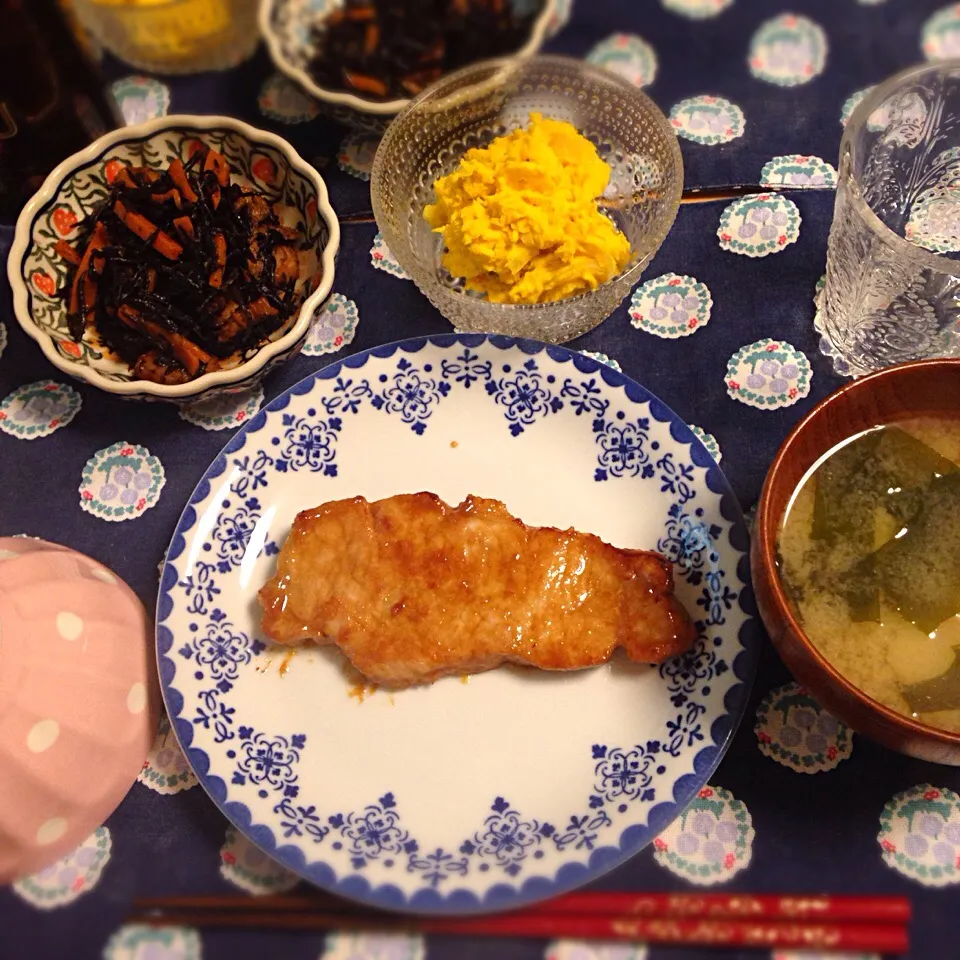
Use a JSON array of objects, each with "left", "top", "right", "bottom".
[{"left": 156, "top": 332, "right": 760, "bottom": 914}]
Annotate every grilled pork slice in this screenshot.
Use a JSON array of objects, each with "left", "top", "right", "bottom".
[{"left": 258, "top": 493, "right": 696, "bottom": 687}]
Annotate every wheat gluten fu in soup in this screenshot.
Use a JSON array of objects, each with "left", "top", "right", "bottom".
[{"left": 777, "top": 417, "right": 960, "bottom": 734}]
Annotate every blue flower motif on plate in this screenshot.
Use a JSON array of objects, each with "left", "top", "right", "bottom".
[
  {"left": 593, "top": 416, "right": 652, "bottom": 481},
  {"left": 486, "top": 358, "right": 562, "bottom": 436},
  {"left": 330, "top": 792, "right": 414, "bottom": 868},
  {"left": 591, "top": 744, "right": 657, "bottom": 806},
  {"left": 278, "top": 412, "right": 341, "bottom": 474},
  {"left": 460, "top": 798, "right": 552, "bottom": 876},
  {"left": 233, "top": 729, "right": 307, "bottom": 794},
  {"left": 660, "top": 634, "right": 729, "bottom": 708},
  {"left": 179, "top": 610, "right": 263, "bottom": 685},
  {"left": 372, "top": 357, "right": 450, "bottom": 434}
]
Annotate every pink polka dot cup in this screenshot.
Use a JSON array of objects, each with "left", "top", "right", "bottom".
[{"left": 0, "top": 537, "right": 158, "bottom": 881}]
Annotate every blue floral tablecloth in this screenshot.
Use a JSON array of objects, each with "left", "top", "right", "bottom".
[{"left": 4, "top": 1, "right": 960, "bottom": 958}]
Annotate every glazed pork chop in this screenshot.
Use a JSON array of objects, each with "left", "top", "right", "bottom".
[{"left": 258, "top": 493, "right": 696, "bottom": 687}]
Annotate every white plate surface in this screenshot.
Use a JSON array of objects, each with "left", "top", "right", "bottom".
[{"left": 158, "top": 334, "right": 757, "bottom": 913}]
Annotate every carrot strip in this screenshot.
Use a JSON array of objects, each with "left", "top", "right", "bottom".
[
  {"left": 68, "top": 222, "right": 108, "bottom": 317},
  {"left": 117, "top": 304, "right": 216, "bottom": 376},
  {"left": 55, "top": 239, "right": 82, "bottom": 266},
  {"left": 203, "top": 148, "right": 231, "bottom": 188},
  {"left": 343, "top": 70, "right": 389, "bottom": 97},
  {"left": 82, "top": 254, "right": 103, "bottom": 311},
  {"left": 113, "top": 200, "right": 183, "bottom": 261},
  {"left": 168, "top": 158, "right": 199, "bottom": 204},
  {"left": 173, "top": 216, "right": 195, "bottom": 241},
  {"left": 115, "top": 167, "right": 138, "bottom": 189},
  {"left": 213, "top": 232, "right": 227, "bottom": 267},
  {"left": 151, "top": 189, "right": 182, "bottom": 209}
]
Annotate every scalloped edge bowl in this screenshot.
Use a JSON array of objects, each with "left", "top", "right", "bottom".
[
  {"left": 258, "top": 0, "right": 558, "bottom": 124},
  {"left": 8, "top": 114, "right": 340, "bottom": 402}
]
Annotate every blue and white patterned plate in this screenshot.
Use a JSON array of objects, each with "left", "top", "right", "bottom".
[{"left": 158, "top": 335, "right": 757, "bottom": 914}]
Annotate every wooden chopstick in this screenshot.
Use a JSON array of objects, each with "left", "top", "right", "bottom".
[
  {"left": 127, "top": 907, "right": 909, "bottom": 953},
  {"left": 134, "top": 890, "right": 911, "bottom": 924}
]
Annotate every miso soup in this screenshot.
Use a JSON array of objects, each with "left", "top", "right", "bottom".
[{"left": 778, "top": 417, "right": 960, "bottom": 733}]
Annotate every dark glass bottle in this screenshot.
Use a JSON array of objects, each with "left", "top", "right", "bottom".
[{"left": 0, "top": 0, "right": 120, "bottom": 221}]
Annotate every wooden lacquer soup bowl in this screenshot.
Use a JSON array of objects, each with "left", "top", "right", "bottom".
[{"left": 752, "top": 358, "right": 960, "bottom": 765}]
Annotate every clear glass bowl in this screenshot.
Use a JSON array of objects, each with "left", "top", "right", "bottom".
[
  {"left": 72, "top": 0, "right": 259, "bottom": 74},
  {"left": 370, "top": 55, "right": 684, "bottom": 344}
]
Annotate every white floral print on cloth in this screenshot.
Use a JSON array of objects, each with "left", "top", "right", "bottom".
[
  {"left": 669, "top": 96, "right": 745, "bottom": 145},
  {"left": 760, "top": 155, "right": 837, "bottom": 189},
  {"left": 546, "top": 942, "right": 647, "bottom": 960},
  {"left": 653, "top": 785, "right": 753, "bottom": 884},
  {"left": 748, "top": 14, "right": 827, "bottom": 87},
  {"left": 718, "top": 194, "right": 800, "bottom": 258},
  {"left": 103, "top": 925, "right": 202, "bottom": 960},
  {"left": 545, "top": 0, "right": 572, "bottom": 36},
  {"left": 220, "top": 825, "right": 299, "bottom": 894},
  {"left": 79, "top": 441, "right": 165, "bottom": 521},
  {"left": 12, "top": 827, "right": 111, "bottom": 909},
  {"left": 923, "top": 5, "right": 960, "bottom": 61},
  {"left": 338, "top": 132, "right": 380, "bottom": 180},
  {"left": 841, "top": 87, "right": 874, "bottom": 127},
  {"left": 814, "top": 272, "right": 826, "bottom": 307},
  {"left": 110, "top": 76, "right": 170, "bottom": 125},
  {"left": 629, "top": 273, "right": 712, "bottom": 338},
  {"left": 0, "top": 380, "right": 81, "bottom": 439},
  {"left": 726, "top": 339, "right": 811, "bottom": 410},
  {"left": 879, "top": 784, "right": 960, "bottom": 886},
  {"left": 320, "top": 932, "right": 426, "bottom": 960},
  {"left": 661, "top": 0, "right": 732, "bottom": 20},
  {"left": 371, "top": 232, "right": 410, "bottom": 279},
  {"left": 688, "top": 424, "right": 721, "bottom": 464},
  {"left": 755, "top": 682, "right": 852, "bottom": 773},
  {"left": 258, "top": 72, "right": 320, "bottom": 124},
  {"left": 179, "top": 386, "right": 264, "bottom": 432},
  {"left": 578, "top": 350, "right": 621, "bottom": 372},
  {"left": 138, "top": 713, "right": 197, "bottom": 795},
  {"left": 586, "top": 34, "right": 658, "bottom": 88},
  {"left": 303, "top": 293, "right": 360, "bottom": 356}
]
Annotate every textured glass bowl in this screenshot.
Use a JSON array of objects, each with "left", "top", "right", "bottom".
[{"left": 370, "top": 55, "right": 684, "bottom": 343}]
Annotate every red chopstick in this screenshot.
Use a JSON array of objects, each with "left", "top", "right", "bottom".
[
  {"left": 135, "top": 890, "right": 911, "bottom": 924},
  {"left": 130, "top": 892, "right": 911, "bottom": 953},
  {"left": 128, "top": 908, "right": 909, "bottom": 953}
]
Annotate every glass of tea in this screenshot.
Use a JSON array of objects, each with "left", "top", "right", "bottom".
[{"left": 819, "top": 60, "right": 960, "bottom": 377}]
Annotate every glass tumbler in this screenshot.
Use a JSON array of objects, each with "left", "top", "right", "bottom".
[{"left": 820, "top": 60, "right": 960, "bottom": 377}]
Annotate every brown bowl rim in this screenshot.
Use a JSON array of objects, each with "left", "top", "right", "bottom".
[{"left": 755, "top": 357, "right": 960, "bottom": 748}]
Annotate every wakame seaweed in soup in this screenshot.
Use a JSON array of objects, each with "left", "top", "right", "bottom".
[{"left": 777, "top": 418, "right": 960, "bottom": 733}]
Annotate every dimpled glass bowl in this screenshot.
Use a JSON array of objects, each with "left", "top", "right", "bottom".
[{"left": 370, "top": 55, "right": 684, "bottom": 344}]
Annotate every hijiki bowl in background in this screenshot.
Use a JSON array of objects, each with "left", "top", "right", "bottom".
[
  {"left": 752, "top": 359, "right": 960, "bottom": 765},
  {"left": 8, "top": 114, "right": 339, "bottom": 403},
  {"left": 259, "top": 0, "right": 558, "bottom": 133},
  {"left": 371, "top": 55, "right": 683, "bottom": 344}
]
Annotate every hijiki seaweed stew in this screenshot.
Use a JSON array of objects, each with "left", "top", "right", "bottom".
[{"left": 778, "top": 417, "right": 960, "bottom": 734}]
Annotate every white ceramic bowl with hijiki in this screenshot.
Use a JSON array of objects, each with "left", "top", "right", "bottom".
[
  {"left": 258, "top": 0, "right": 558, "bottom": 133},
  {"left": 8, "top": 114, "right": 340, "bottom": 403}
]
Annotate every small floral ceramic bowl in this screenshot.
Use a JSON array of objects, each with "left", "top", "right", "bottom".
[
  {"left": 259, "top": 0, "right": 557, "bottom": 133},
  {"left": 8, "top": 114, "right": 339, "bottom": 403}
]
